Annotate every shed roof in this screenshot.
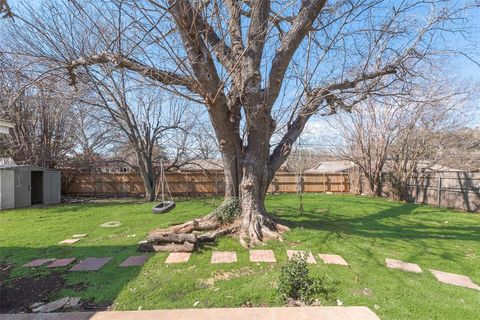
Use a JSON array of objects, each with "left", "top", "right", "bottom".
[{"left": 0, "top": 164, "right": 59, "bottom": 172}]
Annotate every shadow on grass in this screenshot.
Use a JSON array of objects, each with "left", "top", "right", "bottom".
[
  {"left": 44, "top": 201, "right": 146, "bottom": 214},
  {"left": 0, "top": 244, "right": 149, "bottom": 314},
  {"left": 273, "top": 202, "right": 480, "bottom": 242}
]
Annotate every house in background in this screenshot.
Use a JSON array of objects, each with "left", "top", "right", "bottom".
[
  {"left": 0, "top": 119, "right": 14, "bottom": 135},
  {"left": 304, "top": 160, "right": 355, "bottom": 174},
  {"left": 0, "top": 157, "right": 15, "bottom": 166},
  {"left": 177, "top": 159, "right": 224, "bottom": 172}
]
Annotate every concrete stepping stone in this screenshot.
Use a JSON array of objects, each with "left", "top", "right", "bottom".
[
  {"left": 165, "top": 252, "right": 191, "bottom": 264},
  {"left": 211, "top": 251, "right": 237, "bottom": 264},
  {"left": 119, "top": 255, "right": 150, "bottom": 267},
  {"left": 23, "top": 258, "right": 55, "bottom": 268},
  {"left": 47, "top": 258, "right": 76, "bottom": 268},
  {"left": 249, "top": 250, "right": 276, "bottom": 263},
  {"left": 69, "top": 257, "right": 112, "bottom": 271},
  {"left": 72, "top": 234, "right": 87, "bottom": 238},
  {"left": 59, "top": 239, "right": 80, "bottom": 244},
  {"left": 100, "top": 221, "right": 122, "bottom": 228},
  {"left": 318, "top": 254, "right": 349, "bottom": 266},
  {"left": 430, "top": 269, "right": 480, "bottom": 290},
  {"left": 385, "top": 258, "right": 422, "bottom": 273},
  {"left": 287, "top": 250, "right": 316, "bottom": 264}
]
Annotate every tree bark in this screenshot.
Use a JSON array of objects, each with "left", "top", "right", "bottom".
[{"left": 136, "top": 152, "right": 156, "bottom": 202}]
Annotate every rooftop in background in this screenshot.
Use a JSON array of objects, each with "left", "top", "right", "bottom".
[
  {"left": 0, "top": 157, "right": 15, "bottom": 166},
  {"left": 178, "top": 159, "right": 223, "bottom": 172},
  {"left": 0, "top": 119, "right": 14, "bottom": 135},
  {"left": 0, "top": 164, "right": 59, "bottom": 171},
  {"left": 304, "top": 160, "right": 355, "bottom": 174},
  {"left": 415, "top": 161, "right": 463, "bottom": 173}
]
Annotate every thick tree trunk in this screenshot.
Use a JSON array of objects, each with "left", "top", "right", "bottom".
[
  {"left": 237, "top": 133, "right": 287, "bottom": 246},
  {"left": 136, "top": 152, "right": 156, "bottom": 202},
  {"left": 143, "top": 134, "right": 289, "bottom": 249},
  {"left": 144, "top": 104, "right": 289, "bottom": 248}
]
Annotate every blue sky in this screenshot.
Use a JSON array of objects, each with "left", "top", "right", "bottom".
[{"left": 6, "top": 0, "right": 480, "bottom": 126}]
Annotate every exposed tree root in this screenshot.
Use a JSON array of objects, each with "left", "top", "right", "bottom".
[
  {"left": 140, "top": 202, "right": 290, "bottom": 252},
  {"left": 239, "top": 213, "right": 290, "bottom": 248}
]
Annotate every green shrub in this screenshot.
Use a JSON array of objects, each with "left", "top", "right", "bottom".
[
  {"left": 278, "top": 252, "right": 338, "bottom": 304},
  {"left": 213, "top": 197, "right": 240, "bottom": 223}
]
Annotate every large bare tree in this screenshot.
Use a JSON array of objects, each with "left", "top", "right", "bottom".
[
  {"left": 80, "top": 70, "right": 197, "bottom": 202},
  {"left": 0, "top": 71, "right": 77, "bottom": 168},
  {"left": 331, "top": 82, "right": 468, "bottom": 198},
  {"left": 2, "top": 0, "right": 478, "bottom": 246}
]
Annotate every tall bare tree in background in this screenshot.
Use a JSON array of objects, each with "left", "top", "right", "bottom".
[
  {"left": 1, "top": 0, "right": 478, "bottom": 245},
  {"left": 80, "top": 68, "right": 199, "bottom": 201},
  {"left": 331, "top": 83, "right": 469, "bottom": 198},
  {"left": 0, "top": 71, "right": 77, "bottom": 168},
  {"left": 433, "top": 128, "right": 480, "bottom": 172}
]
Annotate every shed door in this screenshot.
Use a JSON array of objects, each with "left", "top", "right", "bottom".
[
  {"left": 43, "top": 171, "right": 61, "bottom": 204},
  {"left": 14, "top": 169, "right": 31, "bottom": 208}
]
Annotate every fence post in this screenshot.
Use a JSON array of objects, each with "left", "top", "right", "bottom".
[
  {"left": 340, "top": 172, "right": 343, "bottom": 193},
  {"left": 437, "top": 176, "right": 442, "bottom": 206},
  {"left": 323, "top": 173, "right": 326, "bottom": 193}
]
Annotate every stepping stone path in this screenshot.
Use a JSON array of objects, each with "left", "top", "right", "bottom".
[
  {"left": 385, "top": 258, "right": 422, "bottom": 273},
  {"left": 23, "top": 258, "right": 55, "bottom": 268},
  {"left": 430, "top": 269, "right": 480, "bottom": 290},
  {"left": 211, "top": 251, "right": 237, "bottom": 264},
  {"left": 249, "top": 250, "right": 276, "bottom": 263},
  {"left": 119, "top": 255, "right": 150, "bottom": 267},
  {"left": 69, "top": 257, "right": 112, "bottom": 271},
  {"left": 47, "top": 258, "right": 76, "bottom": 268},
  {"left": 72, "top": 234, "right": 87, "bottom": 238},
  {"left": 318, "top": 254, "right": 349, "bottom": 266},
  {"left": 287, "top": 250, "right": 317, "bottom": 264},
  {"left": 165, "top": 252, "right": 191, "bottom": 264},
  {"left": 59, "top": 239, "right": 80, "bottom": 244}
]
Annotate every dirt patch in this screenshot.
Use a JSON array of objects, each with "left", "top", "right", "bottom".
[
  {"left": 66, "top": 282, "right": 88, "bottom": 292},
  {"left": 0, "top": 273, "right": 110, "bottom": 313},
  {"left": 0, "top": 272, "right": 65, "bottom": 313},
  {"left": 199, "top": 266, "right": 272, "bottom": 288}
]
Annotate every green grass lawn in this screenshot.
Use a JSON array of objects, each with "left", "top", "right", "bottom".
[{"left": 1, "top": 194, "right": 479, "bottom": 319}]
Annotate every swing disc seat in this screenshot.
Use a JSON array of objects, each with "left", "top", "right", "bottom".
[{"left": 152, "top": 200, "right": 176, "bottom": 214}]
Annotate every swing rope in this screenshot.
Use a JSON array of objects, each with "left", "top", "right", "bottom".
[
  {"left": 154, "top": 160, "right": 173, "bottom": 203},
  {"left": 297, "top": 138, "right": 304, "bottom": 215}
]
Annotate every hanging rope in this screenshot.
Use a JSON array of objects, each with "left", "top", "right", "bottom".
[
  {"left": 297, "top": 138, "right": 305, "bottom": 215},
  {"left": 154, "top": 160, "right": 173, "bottom": 203},
  {"left": 298, "top": 166, "right": 304, "bottom": 215}
]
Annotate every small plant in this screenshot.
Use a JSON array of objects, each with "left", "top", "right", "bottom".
[
  {"left": 213, "top": 197, "right": 240, "bottom": 223},
  {"left": 278, "top": 252, "right": 338, "bottom": 305}
]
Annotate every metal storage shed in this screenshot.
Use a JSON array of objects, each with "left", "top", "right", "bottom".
[{"left": 0, "top": 165, "right": 61, "bottom": 210}]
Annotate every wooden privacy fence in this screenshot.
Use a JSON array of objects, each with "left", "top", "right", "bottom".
[
  {"left": 66, "top": 172, "right": 350, "bottom": 197},
  {"left": 403, "top": 172, "right": 480, "bottom": 212}
]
